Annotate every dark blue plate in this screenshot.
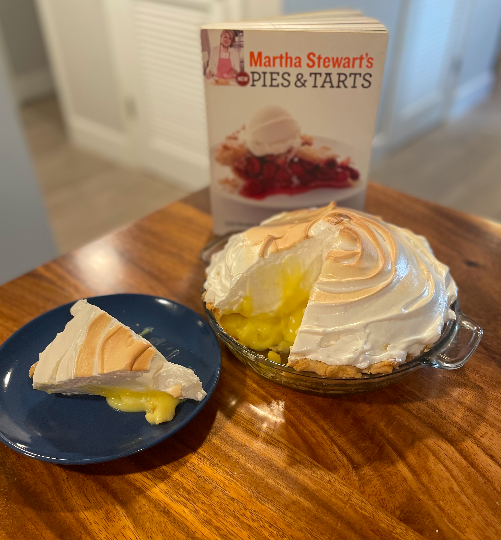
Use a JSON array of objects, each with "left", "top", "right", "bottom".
[{"left": 0, "top": 294, "right": 221, "bottom": 464}]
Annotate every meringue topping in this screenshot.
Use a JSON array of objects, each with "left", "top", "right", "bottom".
[
  {"left": 31, "top": 300, "right": 206, "bottom": 423},
  {"left": 204, "top": 203, "right": 457, "bottom": 371}
]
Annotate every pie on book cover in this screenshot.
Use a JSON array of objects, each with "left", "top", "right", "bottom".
[{"left": 201, "top": 22, "right": 388, "bottom": 234}]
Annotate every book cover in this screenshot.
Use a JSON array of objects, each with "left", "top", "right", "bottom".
[{"left": 201, "top": 13, "right": 388, "bottom": 234}]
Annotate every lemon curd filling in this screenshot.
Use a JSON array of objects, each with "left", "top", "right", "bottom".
[
  {"left": 93, "top": 388, "right": 180, "bottom": 425},
  {"left": 219, "top": 264, "right": 309, "bottom": 355}
]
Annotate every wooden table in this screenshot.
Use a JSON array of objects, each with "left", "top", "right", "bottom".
[{"left": 0, "top": 184, "right": 499, "bottom": 540}]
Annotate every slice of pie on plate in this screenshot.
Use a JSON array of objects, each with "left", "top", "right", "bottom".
[{"left": 30, "top": 299, "right": 206, "bottom": 424}]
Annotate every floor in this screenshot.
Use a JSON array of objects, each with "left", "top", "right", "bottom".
[
  {"left": 21, "top": 99, "right": 189, "bottom": 255},
  {"left": 371, "top": 84, "right": 501, "bottom": 222},
  {"left": 21, "top": 90, "right": 501, "bottom": 256}
]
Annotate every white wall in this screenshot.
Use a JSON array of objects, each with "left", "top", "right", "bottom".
[
  {"left": 46, "top": 0, "right": 124, "bottom": 132},
  {"left": 449, "top": 0, "right": 501, "bottom": 118},
  {"left": 0, "top": 0, "right": 54, "bottom": 102},
  {"left": 0, "top": 41, "right": 57, "bottom": 285},
  {"left": 244, "top": 0, "right": 283, "bottom": 20}
]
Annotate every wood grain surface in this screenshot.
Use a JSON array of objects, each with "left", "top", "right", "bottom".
[{"left": 0, "top": 183, "right": 500, "bottom": 540}]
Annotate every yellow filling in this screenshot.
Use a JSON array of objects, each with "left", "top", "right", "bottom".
[
  {"left": 94, "top": 388, "right": 180, "bottom": 425},
  {"left": 267, "top": 350, "right": 283, "bottom": 363},
  {"left": 219, "top": 263, "right": 309, "bottom": 354}
]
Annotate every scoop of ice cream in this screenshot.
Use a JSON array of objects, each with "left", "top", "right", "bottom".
[{"left": 240, "top": 105, "right": 302, "bottom": 157}]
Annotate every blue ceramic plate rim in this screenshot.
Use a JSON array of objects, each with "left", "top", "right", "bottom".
[{"left": 0, "top": 294, "right": 221, "bottom": 464}]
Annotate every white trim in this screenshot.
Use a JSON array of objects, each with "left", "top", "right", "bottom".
[
  {"left": 448, "top": 71, "right": 496, "bottom": 119},
  {"left": 370, "top": 133, "right": 389, "bottom": 168},
  {"left": 145, "top": 137, "right": 210, "bottom": 191},
  {"left": 15, "top": 67, "right": 54, "bottom": 103},
  {"left": 142, "top": 0, "right": 213, "bottom": 10},
  {"left": 69, "top": 116, "right": 134, "bottom": 166},
  {"left": 242, "top": 0, "right": 283, "bottom": 20},
  {"left": 103, "top": 0, "right": 141, "bottom": 165},
  {"left": 35, "top": 0, "right": 75, "bottom": 133},
  {"left": 151, "top": 138, "right": 209, "bottom": 170}
]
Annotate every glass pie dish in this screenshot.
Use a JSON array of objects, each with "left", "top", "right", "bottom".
[{"left": 201, "top": 236, "right": 483, "bottom": 395}]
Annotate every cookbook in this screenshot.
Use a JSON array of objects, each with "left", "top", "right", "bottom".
[{"left": 201, "top": 11, "right": 388, "bottom": 235}]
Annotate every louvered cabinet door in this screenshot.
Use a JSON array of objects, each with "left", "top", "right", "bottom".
[{"left": 107, "top": 0, "right": 231, "bottom": 190}]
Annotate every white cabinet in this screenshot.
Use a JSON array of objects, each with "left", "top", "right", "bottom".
[
  {"left": 36, "top": 0, "right": 131, "bottom": 166},
  {"left": 104, "top": 0, "right": 227, "bottom": 190},
  {"left": 36, "top": 0, "right": 281, "bottom": 191},
  {"left": 384, "top": 0, "right": 467, "bottom": 147}
]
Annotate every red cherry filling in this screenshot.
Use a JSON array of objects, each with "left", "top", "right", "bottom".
[
  {"left": 245, "top": 156, "right": 261, "bottom": 177},
  {"left": 240, "top": 178, "right": 265, "bottom": 197},
  {"left": 234, "top": 153, "right": 359, "bottom": 199},
  {"left": 262, "top": 162, "right": 278, "bottom": 182},
  {"left": 275, "top": 166, "right": 291, "bottom": 186}
]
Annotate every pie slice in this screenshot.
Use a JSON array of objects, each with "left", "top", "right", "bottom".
[{"left": 30, "top": 300, "right": 206, "bottom": 424}]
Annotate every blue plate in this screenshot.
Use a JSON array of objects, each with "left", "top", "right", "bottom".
[{"left": 0, "top": 294, "right": 221, "bottom": 464}]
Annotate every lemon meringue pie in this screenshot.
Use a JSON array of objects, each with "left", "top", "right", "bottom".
[
  {"left": 30, "top": 300, "right": 206, "bottom": 423},
  {"left": 204, "top": 203, "right": 457, "bottom": 377}
]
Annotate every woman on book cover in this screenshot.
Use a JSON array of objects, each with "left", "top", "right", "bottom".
[{"left": 205, "top": 30, "right": 240, "bottom": 80}]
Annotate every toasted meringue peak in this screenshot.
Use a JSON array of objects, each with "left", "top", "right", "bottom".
[
  {"left": 204, "top": 203, "right": 457, "bottom": 370},
  {"left": 31, "top": 300, "right": 206, "bottom": 401}
]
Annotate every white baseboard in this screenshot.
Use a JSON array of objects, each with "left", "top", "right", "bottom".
[
  {"left": 15, "top": 67, "right": 54, "bottom": 103},
  {"left": 68, "top": 116, "right": 209, "bottom": 189},
  {"left": 69, "top": 116, "right": 135, "bottom": 166},
  {"left": 370, "top": 132, "right": 390, "bottom": 168},
  {"left": 449, "top": 71, "right": 496, "bottom": 119},
  {"left": 143, "top": 140, "right": 210, "bottom": 192}
]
